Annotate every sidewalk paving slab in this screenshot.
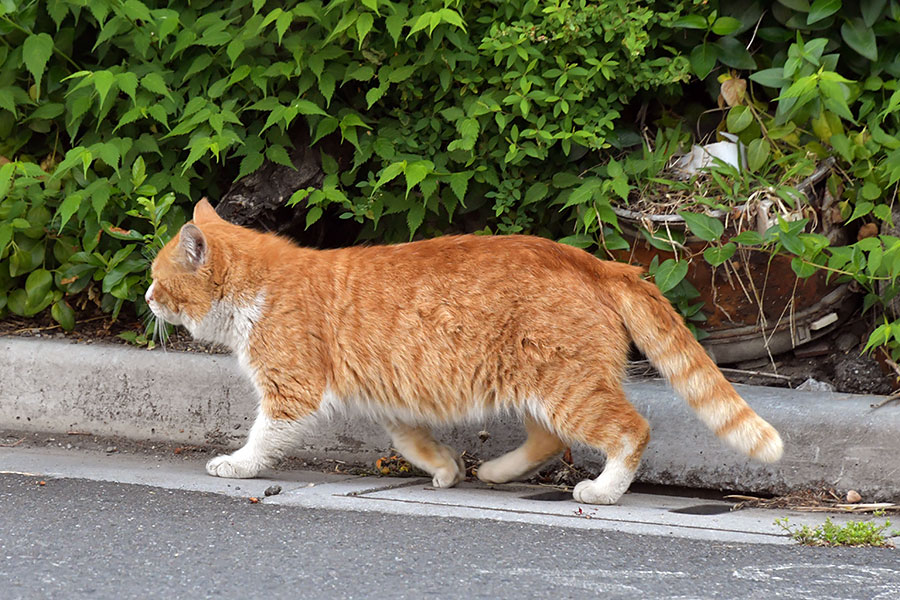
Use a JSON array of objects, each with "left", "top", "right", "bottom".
[
  {"left": 2, "top": 336, "right": 899, "bottom": 500},
  {"left": 4, "top": 445, "right": 892, "bottom": 547}
]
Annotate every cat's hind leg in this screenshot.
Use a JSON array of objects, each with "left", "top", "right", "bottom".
[
  {"left": 553, "top": 384, "right": 650, "bottom": 505},
  {"left": 476, "top": 415, "right": 566, "bottom": 484},
  {"left": 206, "top": 410, "right": 306, "bottom": 478},
  {"left": 383, "top": 421, "right": 465, "bottom": 488}
]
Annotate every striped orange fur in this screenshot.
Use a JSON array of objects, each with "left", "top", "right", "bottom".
[{"left": 146, "top": 199, "right": 783, "bottom": 504}]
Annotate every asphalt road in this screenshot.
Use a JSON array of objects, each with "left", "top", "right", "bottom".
[{"left": 1, "top": 474, "right": 898, "bottom": 600}]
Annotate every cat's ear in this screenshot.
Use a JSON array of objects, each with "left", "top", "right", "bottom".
[
  {"left": 178, "top": 223, "right": 208, "bottom": 269},
  {"left": 193, "top": 197, "right": 223, "bottom": 225}
]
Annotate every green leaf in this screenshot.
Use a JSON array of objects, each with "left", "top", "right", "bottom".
[
  {"left": 678, "top": 211, "right": 725, "bottom": 242},
  {"left": 848, "top": 201, "right": 874, "bottom": 223},
  {"left": 404, "top": 160, "right": 434, "bottom": 197},
  {"left": 356, "top": 12, "right": 374, "bottom": 47},
  {"left": 749, "top": 68, "right": 787, "bottom": 88},
  {"left": 747, "top": 138, "right": 771, "bottom": 173},
  {"left": 690, "top": 43, "right": 717, "bottom": 80},
  {"left": 714, "top": 37, "right": 756, "bottom": 70},
  {"left": 777, "top": 0, "right": 811, "bottom": 10},
  {"left": 861, "top": 182, "right": 882, "bottom": 201},
  {"left": 0, "top": 161, "right": 14, "bottom": 199},
  {"left": 305, "top": 206, "right": 323, "bottom": 229},
  {"left": 861, "top": 0, "right": 888, "bottom": 27},
  {"left": 841, "top": 18, "right": 878, "bottom": 61},
  {"left": 711, "top": 17, "right": 742, "bottom": 35},
  {"left": 51, "top": 300, "right": 76, "bottom": 331},
  {"left": 23, "top": 34, "right": 54, "bottom": 95},
  {"left": 141, "top": 72, "right": 170, "bottom": 97},
  {"left": 385, "top": 14, "right": 404, "bottom": 46},
  {"left": 654, "top": 259, "right": 689, "bottom": 294},
  {"left": 407, "top": 202, "right": 425, "bottom": 239},
  {"left": 524, "top": 182, "right": 548, "bottom": 206},
  {"left": 671, "top": 15, "right": 709, "bottom": 29},
  {"left": 447, "top": 171, "right": 470, "bottom": 202},
  {"left": 92, "top": 70, "right": 116, "bottom": 106},
  {"left": 726, "top": 106, "right": 753, "bottom": 133},
  {"left": 807, "top": 0, "right": 841, "bottom": 24},
  {"left": 557, "top": 234, "right": 594, "bottom": 249},
  {"left": 704, "top": 243, "right": 737, "bottom": 266},
  {"left": 375, "top": 161, "right": 406, "bottom": 190},
  {"left": 25, "top": 268, "right": 53, "bottom": 308},
  {"left": 237, "top": 152, "right": 264, "bottom": 180},
  {"left": 57, "top": 192, "right": 83, "bottom": 232},
  {"left": 791, "top": 256, "right": 818, "bottom": 278},
  {"left": 0, "top": 223, "right": 12, "bottom": 253},
  {"left": 265, "top": 144, "right": 294, "bottom": 169},
  {"left": 116, "top": 72, "right": 138, "bottom": 102}
]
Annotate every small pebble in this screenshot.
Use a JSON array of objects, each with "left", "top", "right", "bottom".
[
  {"left": 264, "top": 485, "right": 282, "bottom": 497},
  {"left": 847, "top": 490, "right": 862, "bottom": 503},
  {"left": 66, "top": 444, "right": 72, "bottom": 450},
  {"left": 105, "top": 446, "right": 117, "bottom": 453}
]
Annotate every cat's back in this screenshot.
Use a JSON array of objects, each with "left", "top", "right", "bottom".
[{"left": 331, "top": 234, "right": 640, "bottom": 288}]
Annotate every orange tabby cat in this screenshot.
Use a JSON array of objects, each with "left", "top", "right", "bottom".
[{"left": 146, "top": 199, "right": 783, "bottom": 504}]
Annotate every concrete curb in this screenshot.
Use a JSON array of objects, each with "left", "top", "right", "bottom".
[{"left": 2, "top": 337, "right": 898, "bottom": 500}]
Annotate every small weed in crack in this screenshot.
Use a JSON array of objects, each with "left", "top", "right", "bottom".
[{"left": 776, "top": 512, "right": 899, "bottom": 547}]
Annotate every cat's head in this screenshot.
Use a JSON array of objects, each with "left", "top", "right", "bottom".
[{"left": 145, "top": 198, "right": 225, "bottom": 327}]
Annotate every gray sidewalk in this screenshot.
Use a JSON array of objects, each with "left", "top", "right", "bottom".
[
  {"left": 2, "top": 336, "right": 899, "bottom": 500},
  {"left": 0, "top": 443, "right": 887, "bottom": 546}
]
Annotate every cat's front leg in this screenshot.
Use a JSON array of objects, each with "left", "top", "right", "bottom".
[{"left": 206, "top": 410, "right": 306, "bottom": 479}]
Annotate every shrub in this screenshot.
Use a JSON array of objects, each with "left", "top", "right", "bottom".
[{"left": 1, "top": 0, "right": 707, "bottom": 330}]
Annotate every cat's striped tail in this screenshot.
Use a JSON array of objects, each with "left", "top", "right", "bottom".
[{"left": 615, "top": 272, "right": 784, "bottom": 463}]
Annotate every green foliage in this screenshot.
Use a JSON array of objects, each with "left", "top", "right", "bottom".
[
  {"left": 1, "top": 0, "right": 706, "bottom": 331},
  {"left": 775, "top": 516, "right": 898, "bottom": 547},
  {"left": 1, "top": 0, "right": 899, "bottom": 366}
]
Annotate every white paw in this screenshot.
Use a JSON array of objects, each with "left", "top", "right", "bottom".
[
  {"left": 431, "top": 461, "right": 463, "bottom": 488},
  {"left": 572, "top": 479, "right": 622, "bottom": 505},
  {"left": 476, "top": 459, "right": 510, "bottom": 484},
  {"left": 206, "top": 454, "right": 261, "bottom": 479}
]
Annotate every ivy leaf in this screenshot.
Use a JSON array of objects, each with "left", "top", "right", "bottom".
[{"left": 23, "top": 33, "right": 55, "bottom": 95}]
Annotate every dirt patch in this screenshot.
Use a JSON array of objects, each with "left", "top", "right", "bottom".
[{"left": 728, "top": 487, "right": 900, "bottom": 514}]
